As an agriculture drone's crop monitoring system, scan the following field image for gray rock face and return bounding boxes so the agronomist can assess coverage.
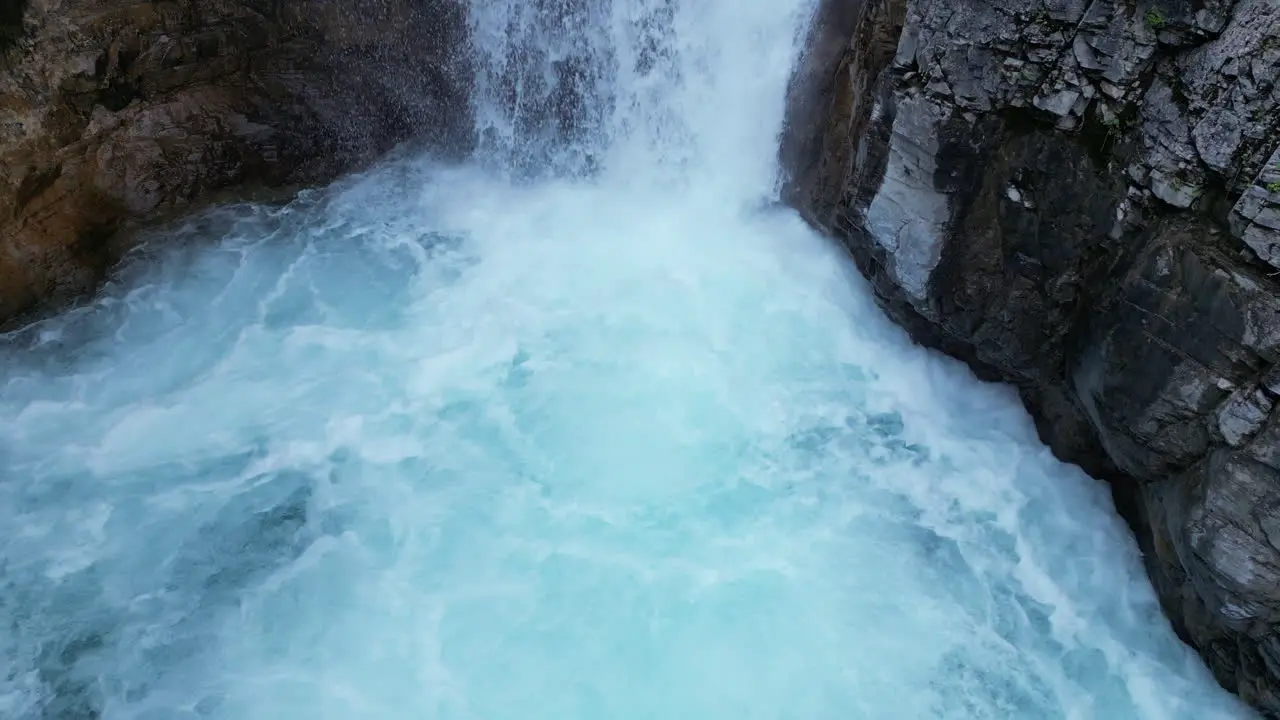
[1233,146,1280,267]
[784,0,1280,714]
[864,91,951,302]
[0,0,472,326]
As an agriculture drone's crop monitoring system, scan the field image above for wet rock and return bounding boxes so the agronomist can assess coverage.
[863,91,951,304]
[1218,388,1273,447]
[783,0,1280,713]
[0,0,473,326]
[1145,450,1280,711]
[1231,146,1280,269]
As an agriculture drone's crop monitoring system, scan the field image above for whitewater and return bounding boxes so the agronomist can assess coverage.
[0,0,1258,718]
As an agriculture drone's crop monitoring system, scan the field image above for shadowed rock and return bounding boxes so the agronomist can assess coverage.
[783,0,1280,713]
[0,0,473,326]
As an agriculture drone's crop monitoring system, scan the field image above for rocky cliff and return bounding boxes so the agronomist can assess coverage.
[783,0,1280,713]
[0,0,471,325]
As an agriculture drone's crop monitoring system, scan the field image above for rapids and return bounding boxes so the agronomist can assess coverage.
[0,0,1257,718]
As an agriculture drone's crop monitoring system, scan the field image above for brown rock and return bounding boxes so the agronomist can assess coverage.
[0,0,472,325]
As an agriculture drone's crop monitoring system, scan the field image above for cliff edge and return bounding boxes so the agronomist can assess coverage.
[784,0,1280,713]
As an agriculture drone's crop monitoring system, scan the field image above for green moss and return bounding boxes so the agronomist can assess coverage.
[1101,115,1128,132]
[1144,8,1166,28]
[1267,181,1280,194]
[0,0,28,54]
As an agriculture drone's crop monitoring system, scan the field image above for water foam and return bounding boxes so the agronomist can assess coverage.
[0,0,1258,717]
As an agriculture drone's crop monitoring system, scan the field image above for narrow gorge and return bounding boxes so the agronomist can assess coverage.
[0,0,1277,718]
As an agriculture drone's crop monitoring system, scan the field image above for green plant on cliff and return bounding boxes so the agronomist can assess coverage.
[1144,8,1166,28]
[1101,116,1125,150]
[1267,180,1280,194]
[0,0,28,54]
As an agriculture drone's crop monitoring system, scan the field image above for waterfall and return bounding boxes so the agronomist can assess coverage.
[464,0,809,193]
[0,1,1257,718]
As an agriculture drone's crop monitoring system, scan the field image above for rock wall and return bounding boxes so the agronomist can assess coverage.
[0,0,27,54]
[0,0,472,326]
[783,0,1280,714]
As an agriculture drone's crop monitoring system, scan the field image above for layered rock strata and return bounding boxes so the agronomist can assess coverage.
[784,0,1280,713]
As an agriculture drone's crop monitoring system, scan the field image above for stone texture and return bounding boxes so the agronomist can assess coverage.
[1232,146,1280,267]
[784,0,1280,714]
[0,0,472,325]
[1144,450,1280,711]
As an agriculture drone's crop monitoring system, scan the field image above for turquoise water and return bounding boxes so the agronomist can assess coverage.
[0,0,1255,717]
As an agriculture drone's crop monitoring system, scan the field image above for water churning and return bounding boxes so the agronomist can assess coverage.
[0,0,1255,717]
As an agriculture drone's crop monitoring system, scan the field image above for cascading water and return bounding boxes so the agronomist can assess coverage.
[0,0,1259,718]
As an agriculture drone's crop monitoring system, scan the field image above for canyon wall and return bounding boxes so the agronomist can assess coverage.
[0,0,472,325]
[783,0,1280,713]
[6,0,1280,712]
